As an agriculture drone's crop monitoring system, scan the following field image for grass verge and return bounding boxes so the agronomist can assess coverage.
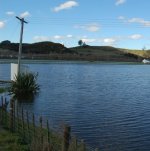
[0,128,29,151]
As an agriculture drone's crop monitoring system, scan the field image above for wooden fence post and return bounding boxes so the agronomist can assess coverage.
[13,100,16,132]
[26,111,30,143]
[9,99,14,132]
[32,113,35,139]
[0,97,2,122]
[1,96,4,124]
[47,120,50,144]
[0,97,2,123]
[39,116,43,146]
[47,120,51,151]
[21,107,25,140]
[4,98,7,127]
[32,113,36,150]
[62,125,71,151]
[16,102,19,133]
[1,96,3,107]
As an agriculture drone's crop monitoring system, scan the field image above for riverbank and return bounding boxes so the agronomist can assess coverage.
[0,58,143,65]
[0,97,97,151]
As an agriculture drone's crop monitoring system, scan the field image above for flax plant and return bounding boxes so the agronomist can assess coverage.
[9,73,39,100]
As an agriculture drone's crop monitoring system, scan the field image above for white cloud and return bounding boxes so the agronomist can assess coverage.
[128,18,150,27]
[0,21,5,29]
[102,38,118,46]
[66,34,73,38]
[115,0,126,6]
[118,16,125,20]
[86,24,100,32]
[119,16,150,27]
[53,34,73,39]
[20,11,30,18]
[53,1,78,12]
[33,36,49,42]
[6,11,15,16]
[103,38,116,43]
[53,35,64,39]
[129,34,143,40]
[75,23,100,32]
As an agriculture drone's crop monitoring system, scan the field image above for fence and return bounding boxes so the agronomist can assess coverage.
[0,96,98,151]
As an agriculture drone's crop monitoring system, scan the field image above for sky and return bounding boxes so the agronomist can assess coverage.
[0,0,150,49]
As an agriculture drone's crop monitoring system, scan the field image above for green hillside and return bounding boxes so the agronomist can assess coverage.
[0,41,74,54]
[123,49,150,58]
[0,40,144,62]
[71,45,143,62]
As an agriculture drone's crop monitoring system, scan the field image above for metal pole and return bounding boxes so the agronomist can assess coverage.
[16,17,28,76]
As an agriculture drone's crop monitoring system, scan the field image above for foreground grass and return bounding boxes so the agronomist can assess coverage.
[0,128,29,151]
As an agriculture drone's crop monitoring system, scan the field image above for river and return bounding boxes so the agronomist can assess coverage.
[0,60,150,151]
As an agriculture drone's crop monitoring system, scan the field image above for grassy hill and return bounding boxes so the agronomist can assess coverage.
[0,41,74,54]
[123,49,150,58]
[0,41,77,60]
[71,45,143,62]
[0,40,144,62]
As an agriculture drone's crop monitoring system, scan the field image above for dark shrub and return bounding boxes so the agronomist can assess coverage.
[9,73,39,100]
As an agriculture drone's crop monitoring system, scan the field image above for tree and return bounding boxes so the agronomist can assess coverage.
[78,40,83,46]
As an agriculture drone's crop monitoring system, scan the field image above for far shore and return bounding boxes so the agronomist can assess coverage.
[0,58,143,65]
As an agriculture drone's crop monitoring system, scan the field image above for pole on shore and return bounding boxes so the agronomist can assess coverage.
[16,16,28,76]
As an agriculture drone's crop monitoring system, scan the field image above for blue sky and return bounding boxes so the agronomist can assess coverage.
[0,0,150,49]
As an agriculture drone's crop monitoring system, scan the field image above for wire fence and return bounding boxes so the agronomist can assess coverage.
[0,96,98,151]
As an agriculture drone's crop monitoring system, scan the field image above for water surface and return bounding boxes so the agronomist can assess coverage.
[1,61,150,151]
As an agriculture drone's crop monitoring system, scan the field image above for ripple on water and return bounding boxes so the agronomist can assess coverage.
[1,62,150,151]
